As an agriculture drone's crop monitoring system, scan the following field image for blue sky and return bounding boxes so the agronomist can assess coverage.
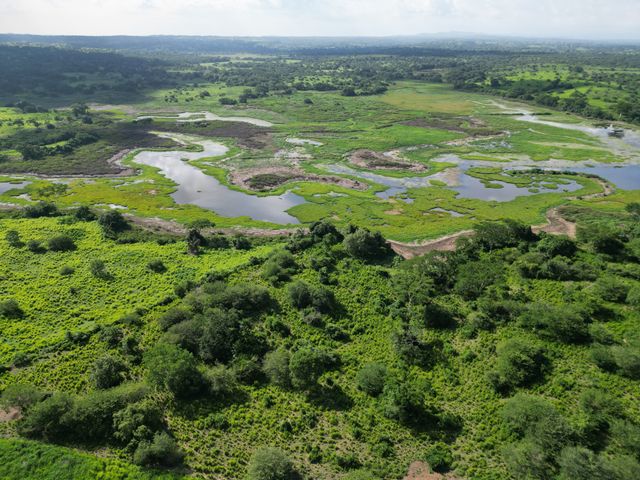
[1,0,639,40]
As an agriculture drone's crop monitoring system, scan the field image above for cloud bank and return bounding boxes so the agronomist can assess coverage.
[0,0,638,40]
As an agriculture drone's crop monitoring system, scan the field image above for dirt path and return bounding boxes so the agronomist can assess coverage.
[389,230,474,259]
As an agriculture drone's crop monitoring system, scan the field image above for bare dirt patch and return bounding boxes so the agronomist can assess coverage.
[0,407,21,422]
[349,149,426,171]
[404,461,463,480]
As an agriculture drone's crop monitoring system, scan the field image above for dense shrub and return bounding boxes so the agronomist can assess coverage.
[146,259,166,273]
[90,354,128,389]
[263,349,291,388]
[289,348,337,390]
[262,250,297,284]
[98,210,130,236]
[113,398,164,449]
[343,227,391,260]
[0,384,45,411]
[89,259,110,279]
[5,230,22,247]
[247,447,296,480]
[424,441,453,473]
[489,339,547,391]
[198,308,242,363]
[47,235,76,252]
[454,258,505,299]
[18,393,74,441]
[0,298,24,319]
[381,377,427,426]
[536,234,577,258]
[23,201,58,218]
[164,319,203,354]
[355,363,387,397]
[143,344,204,398]
[519,303,590,343]
[158,307,191,331]
[133,432,184,467]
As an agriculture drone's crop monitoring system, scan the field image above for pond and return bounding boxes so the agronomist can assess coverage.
[136,111,273,127]
[0,181,31,195]
[321,161,582,202]
[133,137,304,224]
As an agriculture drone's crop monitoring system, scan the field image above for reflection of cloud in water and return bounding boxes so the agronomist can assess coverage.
[133,138,304,224]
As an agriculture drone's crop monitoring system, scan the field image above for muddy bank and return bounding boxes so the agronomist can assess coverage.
[230,166,368,192]
[349,149,426,171]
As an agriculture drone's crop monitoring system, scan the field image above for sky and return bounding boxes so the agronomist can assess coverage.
[1,0,639,40]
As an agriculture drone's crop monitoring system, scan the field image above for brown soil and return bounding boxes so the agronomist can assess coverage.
[404,461,462,480]
[0,407,21,422]
[230,167,368,192]
[349,149,426,171]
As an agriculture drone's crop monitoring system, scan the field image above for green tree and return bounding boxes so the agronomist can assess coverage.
[90,354,128,389]
[247,447,296,480]
[263,349,291,388]
[143,344,204,398]
[289,348,336,390]
[355,363,387,397]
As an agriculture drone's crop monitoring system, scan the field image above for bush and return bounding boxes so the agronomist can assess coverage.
[143,344,204,398]
[98,324,123,347]
[165,319,203,354]
[381,377,427,426]
[199,308,241,363]
[289,348,337,390]
[612,344,640,379]
[262,250,297,284]
[89,259,110,279]
[113,399,163,448]
[0,298,24,319]
[536,234,577,258]
[90,354,128,389]
[47,235,76,252]
[146,259,166,273]
[343,227,391,261]
[263,349,291,388]
[158,307,191,331]
[287,281,312,309]
[0,384,45,411]
[454,259,505,299]
[502,393,573,453]
[74,205,96,221]
[204,364,237,397]
[59,265,75,276]
[627,287,640,307]
[26,239,45,253]
[489,339,547,391]
[247,447,296,480]
[133,432,184,467]
[355,363,387,397]
[519,303,590,343]
[557,446,607,480]
[593,276,629,303]
[5,230,22,247]
[424,441,453,473]
[98,210,130,236]
[24,201,58,218]
[18,393,74,441]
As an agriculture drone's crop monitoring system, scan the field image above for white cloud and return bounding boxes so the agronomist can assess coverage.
[0,0,638,39]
